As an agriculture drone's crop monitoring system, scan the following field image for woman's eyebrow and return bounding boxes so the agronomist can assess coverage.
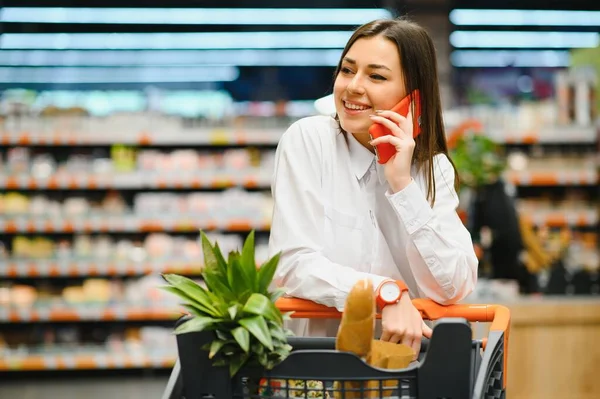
[343,57,391,71]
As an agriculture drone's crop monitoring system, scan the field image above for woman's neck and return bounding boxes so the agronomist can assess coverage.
[351,132,376,154]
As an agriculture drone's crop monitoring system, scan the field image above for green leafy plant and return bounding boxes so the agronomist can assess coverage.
[161,230,293,377]
[450,133,507,189]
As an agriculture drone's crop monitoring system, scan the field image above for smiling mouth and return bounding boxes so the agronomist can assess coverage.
[343,101,371,112]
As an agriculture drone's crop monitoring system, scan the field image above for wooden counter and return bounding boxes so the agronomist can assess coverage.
[473,297,600,399]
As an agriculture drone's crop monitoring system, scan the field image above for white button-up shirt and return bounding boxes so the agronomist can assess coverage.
[268,115,478,336]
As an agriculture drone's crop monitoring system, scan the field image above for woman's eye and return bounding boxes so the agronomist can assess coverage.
[341,67,353,74]
[371,74,386,81]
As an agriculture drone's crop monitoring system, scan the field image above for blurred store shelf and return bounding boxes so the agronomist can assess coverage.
[0,352,175,371]
[0,259,203,278]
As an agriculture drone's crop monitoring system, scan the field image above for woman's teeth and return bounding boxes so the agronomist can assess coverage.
[344,101,370,111]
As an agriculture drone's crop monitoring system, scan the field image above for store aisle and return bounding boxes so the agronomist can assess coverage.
[0,376,170,399]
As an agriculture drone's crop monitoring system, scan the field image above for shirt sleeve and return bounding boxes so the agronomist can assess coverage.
[268,121,388,311]
[385,154,478,304]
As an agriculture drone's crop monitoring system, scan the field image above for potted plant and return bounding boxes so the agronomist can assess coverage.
[449,132,507,190]
[161,231,293,377]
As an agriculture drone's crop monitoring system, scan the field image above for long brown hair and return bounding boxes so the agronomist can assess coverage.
[333,17,459,205]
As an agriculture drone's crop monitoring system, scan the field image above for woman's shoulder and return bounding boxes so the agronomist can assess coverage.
[284,115,338,138]
[279,115,339,151]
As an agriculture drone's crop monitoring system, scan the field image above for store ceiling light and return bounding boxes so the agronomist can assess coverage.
[0,31,353,50]
[450,31,600,48]
[0,7,392,25]
[0,66,240,83]
[0,49,343,67]
[450,50,571,67]
[450,9,600,26]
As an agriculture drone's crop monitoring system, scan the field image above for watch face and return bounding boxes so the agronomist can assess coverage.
[381,281,401,302]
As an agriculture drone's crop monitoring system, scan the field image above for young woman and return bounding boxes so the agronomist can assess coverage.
[268,18,478,358]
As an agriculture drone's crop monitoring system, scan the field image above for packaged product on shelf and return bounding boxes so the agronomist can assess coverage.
[6,147,30,174]
[30,154,56,179]
[3,192,29,214]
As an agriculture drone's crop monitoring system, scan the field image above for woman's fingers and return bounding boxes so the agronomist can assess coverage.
[369,134,403,149]
[375,110,407,126]
[380,330,392,342]
[389,334,403,344]
[422,322,433,339]
[412,338,421,360]
[370,134,415,155]
[369,114,404,137]
[372,107,414,138]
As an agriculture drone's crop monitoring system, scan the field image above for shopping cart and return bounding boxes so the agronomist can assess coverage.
[162,297,510,399]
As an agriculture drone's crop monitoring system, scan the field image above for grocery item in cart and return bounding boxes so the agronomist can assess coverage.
[334,279,413,398]
[258,280,414,398]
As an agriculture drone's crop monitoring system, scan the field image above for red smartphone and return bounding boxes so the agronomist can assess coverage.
[369,90,422,164]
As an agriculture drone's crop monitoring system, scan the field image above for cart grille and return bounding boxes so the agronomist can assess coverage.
[237,376,418,399]
[484,338,505,399]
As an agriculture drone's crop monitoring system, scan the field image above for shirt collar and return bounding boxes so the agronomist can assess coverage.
[347,133,387,185]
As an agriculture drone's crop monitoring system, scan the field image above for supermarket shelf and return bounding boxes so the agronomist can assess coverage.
[0,129,282,146]
[0,217,271,233]
[523,210,598,227]
[0,353,176,371]
[487,125,598,144]
[2,126,596,146]
[0,306,179,323]
[1,259,203,278]
[0,171,270,190]
[506,170,598,186]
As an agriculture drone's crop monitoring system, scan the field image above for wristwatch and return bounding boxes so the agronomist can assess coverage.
[376,279,409,311]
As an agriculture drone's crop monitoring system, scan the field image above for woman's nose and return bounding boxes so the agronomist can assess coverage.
[347,76,365,94]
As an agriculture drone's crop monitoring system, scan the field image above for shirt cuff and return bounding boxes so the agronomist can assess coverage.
[385,179,433,235]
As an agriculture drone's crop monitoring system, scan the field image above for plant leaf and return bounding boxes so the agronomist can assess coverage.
[160,285,198,307]
[215,329,231,341]
[200,231,219,271]
[174,316,218,335]
[229,353,249,377]
[228,304,238,320]
[205,290,231,315]
[228,252,250,300]
[209,340,227,359]
[258,352,269,366]
[161,275,220,316]
[270,327,287,343]
[279,311,294,321]
[181,304,209,318]
[202,267,235,302]
[231,326,250,353]
[239,316,273,351]
[257,252,281,294]
[269,288,287,302]
[240,231,258,291]
[251,342,265,355]
[243,293,282,324]
[212,242,229,273]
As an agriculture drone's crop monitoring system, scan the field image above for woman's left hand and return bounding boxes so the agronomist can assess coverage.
[369,106,416,193]
[380,293,433,361]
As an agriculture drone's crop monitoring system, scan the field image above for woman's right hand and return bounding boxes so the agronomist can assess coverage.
[380,293,433,360]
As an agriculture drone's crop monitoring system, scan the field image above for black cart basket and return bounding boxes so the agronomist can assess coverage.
[162,297,510,399]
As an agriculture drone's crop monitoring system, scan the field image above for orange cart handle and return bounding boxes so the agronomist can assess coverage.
[275,297,510,334]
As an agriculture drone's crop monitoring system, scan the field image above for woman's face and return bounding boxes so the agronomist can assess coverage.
[334,35,406,136]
